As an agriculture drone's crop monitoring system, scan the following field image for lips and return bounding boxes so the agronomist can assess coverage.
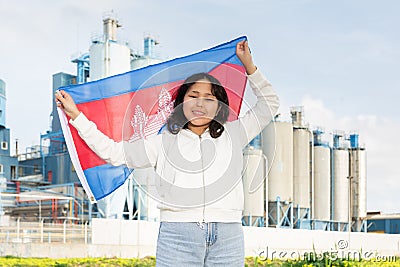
[192,110,206,116]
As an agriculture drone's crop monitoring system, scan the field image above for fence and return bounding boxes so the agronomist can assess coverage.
[0,218,90,244]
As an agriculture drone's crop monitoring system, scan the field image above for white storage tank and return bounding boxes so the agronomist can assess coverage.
[262,121,293,203]
[242,147,267,225]
[350,148,367,220]
[131,57,162,70]
[313,144,331,221]
[332,148,349,222]
[293,128,311,210]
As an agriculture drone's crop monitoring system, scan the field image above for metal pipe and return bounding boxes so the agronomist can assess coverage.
[348,174,352,232]
[40,219,44,243]
[17,217,20,240]
[63,220,66,243]
[104,40,110,77]
[0,192,73,200]
[137,187,141,221]
[84,222,88,244]
[40,134,45,184]
[306,128,314,220]
[262,153,268,227]
[330,147,334,222]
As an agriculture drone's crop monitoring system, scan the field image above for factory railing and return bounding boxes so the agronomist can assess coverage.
[0,218,91,244]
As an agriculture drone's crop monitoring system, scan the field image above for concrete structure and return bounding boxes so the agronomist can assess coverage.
[1,220,399,259]
[90,220,400,257]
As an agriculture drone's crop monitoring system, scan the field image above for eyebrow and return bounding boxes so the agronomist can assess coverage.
[189,90,215,97]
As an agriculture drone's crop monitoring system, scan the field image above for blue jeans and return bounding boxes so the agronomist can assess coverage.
[156,222,244,267]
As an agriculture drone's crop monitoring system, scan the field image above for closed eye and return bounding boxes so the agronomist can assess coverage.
[187,95,216,102]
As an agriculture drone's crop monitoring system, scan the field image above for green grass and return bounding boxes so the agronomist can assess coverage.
[0,256,156,267]
[0,256,398,267]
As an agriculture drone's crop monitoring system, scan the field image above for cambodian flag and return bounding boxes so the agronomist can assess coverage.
[58,36,248,202]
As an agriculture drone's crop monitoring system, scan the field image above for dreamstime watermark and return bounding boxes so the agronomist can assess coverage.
[256,240,397,262]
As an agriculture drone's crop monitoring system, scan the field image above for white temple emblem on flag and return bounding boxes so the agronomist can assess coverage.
[129,87,174,142]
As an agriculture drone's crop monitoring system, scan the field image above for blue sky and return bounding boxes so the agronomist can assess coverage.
[0,0,399,213]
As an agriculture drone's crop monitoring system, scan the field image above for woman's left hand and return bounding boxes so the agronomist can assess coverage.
[236,40,257,75]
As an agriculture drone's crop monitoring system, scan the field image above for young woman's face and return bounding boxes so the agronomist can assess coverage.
[182,80,219,129]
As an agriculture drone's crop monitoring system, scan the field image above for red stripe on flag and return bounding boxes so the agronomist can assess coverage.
[69,63,246,171]
[208,63,247,120]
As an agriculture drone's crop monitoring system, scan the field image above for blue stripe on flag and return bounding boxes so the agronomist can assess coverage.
[61,36,246,104]
[83,164,133,200]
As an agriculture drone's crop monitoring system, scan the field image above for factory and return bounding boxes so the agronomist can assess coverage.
[1,16,399,257]
[241,108,367,232]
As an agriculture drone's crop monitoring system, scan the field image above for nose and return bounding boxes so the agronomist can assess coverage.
[195,97,204,107]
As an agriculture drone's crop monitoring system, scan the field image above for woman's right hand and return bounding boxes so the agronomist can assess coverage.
[55,90,81,120]
[236,40,257,75]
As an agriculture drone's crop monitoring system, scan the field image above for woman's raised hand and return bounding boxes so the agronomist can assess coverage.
[236,40,257,75]
[55,90,81,120]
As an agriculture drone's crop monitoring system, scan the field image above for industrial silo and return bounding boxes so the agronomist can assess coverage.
[89,17,131,81]
[262,121,293,227]
[313,130,331,221]
[87,16,133,218]
[291,107,311,221]
[331,134,349,225]
[242,134,267,227]
[131,37,162,70]
[349,134,367,231]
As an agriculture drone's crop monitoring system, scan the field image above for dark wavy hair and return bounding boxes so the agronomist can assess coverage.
[166,73,229,138]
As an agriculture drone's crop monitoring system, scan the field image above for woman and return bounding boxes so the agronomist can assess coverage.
[56,40,279,266]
